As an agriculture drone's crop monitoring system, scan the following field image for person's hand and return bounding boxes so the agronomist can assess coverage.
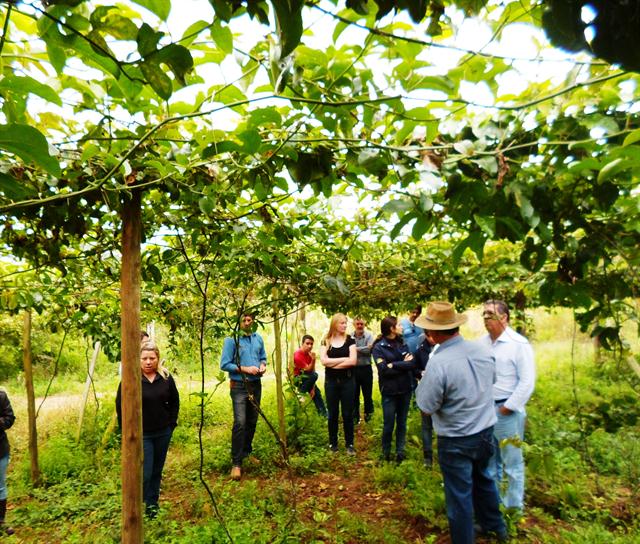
[259,363,267,375]
[243,366,260,376]
[499,405,513,416]
[404,353,413,361]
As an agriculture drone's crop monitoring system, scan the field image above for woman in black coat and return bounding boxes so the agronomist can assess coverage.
[116,341,179,517]
[372,316,416,463]
[0,390,16,535]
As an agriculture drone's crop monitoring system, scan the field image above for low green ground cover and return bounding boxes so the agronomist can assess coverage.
[2,310,639,543]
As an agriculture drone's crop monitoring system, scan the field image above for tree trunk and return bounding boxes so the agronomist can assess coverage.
[121,190,143,544]
[272,307,287,448]
[22,310,40,486]
[76,341,101,442]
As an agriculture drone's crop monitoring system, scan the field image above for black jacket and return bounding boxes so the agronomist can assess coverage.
[372,337,416,396]
[413,337,433,379]
[0,391,16,459]
[116,374,179,433]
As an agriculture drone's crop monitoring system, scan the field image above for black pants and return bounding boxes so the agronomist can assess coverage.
[353,365,374,421]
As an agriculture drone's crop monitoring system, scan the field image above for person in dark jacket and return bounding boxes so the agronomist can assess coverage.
[0,390,15,535]
[413,333,434,467]
[116,341,179,517]
[372,316,416,463]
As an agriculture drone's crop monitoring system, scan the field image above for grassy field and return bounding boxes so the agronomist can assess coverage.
[1,307,639,543]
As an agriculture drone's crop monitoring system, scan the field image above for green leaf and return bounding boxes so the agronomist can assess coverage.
[0,172,35,200]
[473,214,495,237]
[137,23,162,58]
[382,199,413,215]
[597,157,634,183]
[0,124,61,176]
[0,75,62,106]
[131,0,171,21]
[238,130,262,154]
[622,128,640,147]
[211,19,233,54]
[181,20,211,47]
[154,44,194,85]
[271,0,304,59]
[97,12,139,40]
[199,196,215,215]
[248,107,282,128]
[411,216,431,239]
[208,0,232,21]
[202,140,243,158]
[140,60,172,99]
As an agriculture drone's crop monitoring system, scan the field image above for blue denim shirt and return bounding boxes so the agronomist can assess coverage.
[416,335,497,437]
[220,333,267,382]
[400,317,424,354]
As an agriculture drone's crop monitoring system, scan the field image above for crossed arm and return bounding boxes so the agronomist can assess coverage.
[320,343,357,369]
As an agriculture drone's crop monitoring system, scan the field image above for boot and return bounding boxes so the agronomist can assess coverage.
[0,499,14,535]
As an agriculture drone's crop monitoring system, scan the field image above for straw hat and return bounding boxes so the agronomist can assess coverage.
[415,301,468,331]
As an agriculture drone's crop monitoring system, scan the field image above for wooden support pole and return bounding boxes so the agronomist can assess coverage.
[121,190,143,544]
[22,310,40,486]
[76,341,101,442]
[272,306,287,448]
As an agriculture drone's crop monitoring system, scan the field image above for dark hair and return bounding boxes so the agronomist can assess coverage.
[484,299,510,320]
[242,312,255,319]
[140,330,149,341]
[301,334,314,344]
[380,316,398,338]
[412,305,422,313]
[439,327,459,336]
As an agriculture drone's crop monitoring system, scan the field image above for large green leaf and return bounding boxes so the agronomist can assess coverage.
[154,44,194,85]
[131,0,171,21]
[0,172,36,201]
[0,124,61,177]
[140,60,172,99]
[0,75,62,106]
[137,23,162,58]
[271,0,304,59]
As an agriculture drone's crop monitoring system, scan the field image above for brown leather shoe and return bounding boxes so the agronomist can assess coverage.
[230,466,242,481]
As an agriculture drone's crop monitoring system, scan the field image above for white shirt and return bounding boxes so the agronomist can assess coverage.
[480,326,535,413]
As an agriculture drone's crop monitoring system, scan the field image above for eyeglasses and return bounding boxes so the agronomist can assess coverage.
[482,312,499,320]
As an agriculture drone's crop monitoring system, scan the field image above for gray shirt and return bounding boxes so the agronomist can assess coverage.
[416,335,497,437]
[352,330,374,366]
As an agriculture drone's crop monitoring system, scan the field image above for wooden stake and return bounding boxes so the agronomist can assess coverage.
[121,190,143,544]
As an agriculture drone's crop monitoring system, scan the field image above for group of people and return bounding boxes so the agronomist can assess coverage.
[221,301,535,544]
[111,298,534,544]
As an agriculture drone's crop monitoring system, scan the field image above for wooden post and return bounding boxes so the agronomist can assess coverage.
[121,190,143,544]
[76,341,101,442]
[272,307,287,447]
[22,310,40,486]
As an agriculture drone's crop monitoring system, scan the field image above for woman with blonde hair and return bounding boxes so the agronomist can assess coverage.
[116,341,179,517]
[320,313,357,454]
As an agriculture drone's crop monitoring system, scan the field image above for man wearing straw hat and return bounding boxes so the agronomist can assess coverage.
[415,301,507,544]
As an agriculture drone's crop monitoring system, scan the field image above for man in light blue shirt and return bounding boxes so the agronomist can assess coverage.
[400,305,424,354]
[416,301,506,544]
[481,299,535,513]
[220,313,267,481]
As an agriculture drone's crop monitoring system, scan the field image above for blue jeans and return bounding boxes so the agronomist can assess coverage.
[353,365,374,421]
[325,372,355,448]
[230,380,262,466]
[143,427,173,510]
[437,427,506,544]
[489,403,526,509]
[381,393,411,457]
[296,372,327,417]
[421,412,434,462]
[0,455,9,500]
